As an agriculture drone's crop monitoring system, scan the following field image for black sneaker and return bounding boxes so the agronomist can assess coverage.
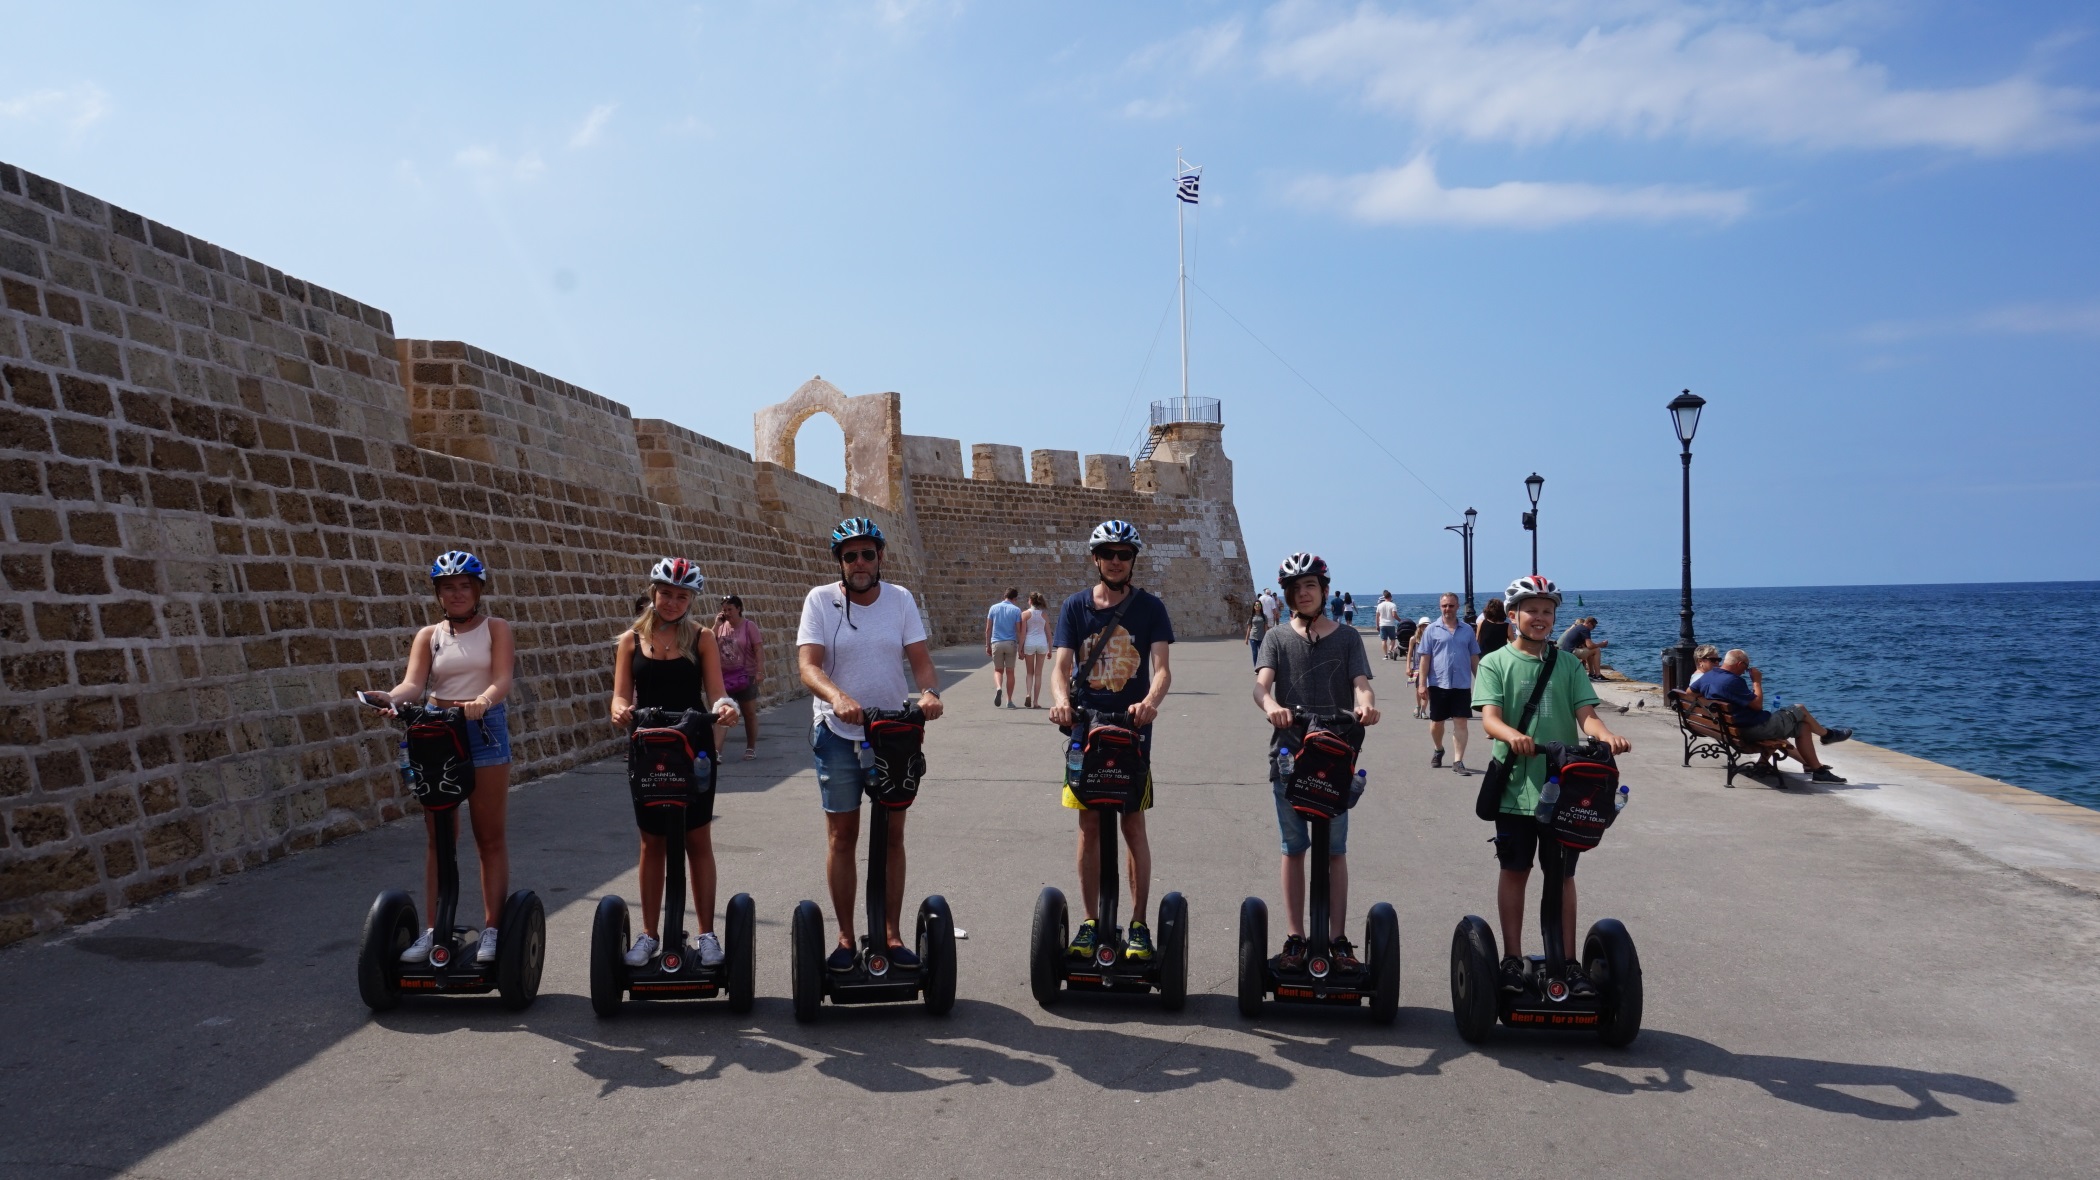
[1810,766,1848,784]
[826,945,857,972]
[1822,727,1853,745]
[1330,936,1361,972]
[1431,748,1445,769]
[887,943,920,969]
[1278,934,1308,972]
[1498,956,1528,995]
[1564,960,1597,999]
[993,688,1003,707]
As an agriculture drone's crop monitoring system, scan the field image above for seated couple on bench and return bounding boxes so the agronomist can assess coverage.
[1688,646,1853,785]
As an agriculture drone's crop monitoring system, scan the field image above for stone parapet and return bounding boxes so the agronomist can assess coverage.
[970,443,1025,483]
[1084,454,1132,491]
[1030,449,1081,487]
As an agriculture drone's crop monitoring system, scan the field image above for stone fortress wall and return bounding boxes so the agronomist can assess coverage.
[0,160,1251,945]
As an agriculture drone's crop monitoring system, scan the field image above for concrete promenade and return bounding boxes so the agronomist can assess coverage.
[3,638,2097,1178]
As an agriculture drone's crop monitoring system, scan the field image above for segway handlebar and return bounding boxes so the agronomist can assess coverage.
[628,706,710,733]
[356,693,463,728]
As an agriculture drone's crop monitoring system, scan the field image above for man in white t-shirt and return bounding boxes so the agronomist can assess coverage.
[797,517,946,974]
[1258,588,1281,628]
[1373,590,1402,661]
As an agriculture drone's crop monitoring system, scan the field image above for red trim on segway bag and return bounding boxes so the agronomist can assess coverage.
[403,708,474,811]
[627,708,716,835]
[1073,714,1148,812]
[863,705,927,809]
[1283,724,1361,820]
[1543,742,1620,851]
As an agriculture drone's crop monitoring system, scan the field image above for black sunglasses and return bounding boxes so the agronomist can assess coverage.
[1094,547,1138,562]
[839,548,880,564]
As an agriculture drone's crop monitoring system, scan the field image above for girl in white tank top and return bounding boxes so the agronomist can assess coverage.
[364,551,517,967]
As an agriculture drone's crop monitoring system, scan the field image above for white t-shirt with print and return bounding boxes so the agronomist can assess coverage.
[796,581,927,741]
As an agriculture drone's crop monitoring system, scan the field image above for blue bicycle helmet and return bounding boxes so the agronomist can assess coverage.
[1088,519,1143,553]
[429,550,487,583]
[830,517,885,555]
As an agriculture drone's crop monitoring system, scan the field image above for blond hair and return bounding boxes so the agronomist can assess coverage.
[630,589,703,662]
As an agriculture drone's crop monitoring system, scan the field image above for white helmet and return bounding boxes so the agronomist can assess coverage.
[1088,519,1143,552]
[649,557,706,592]
[1505,574,1562,608]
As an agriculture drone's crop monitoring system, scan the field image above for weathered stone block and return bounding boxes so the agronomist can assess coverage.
[1084,454,1132,491]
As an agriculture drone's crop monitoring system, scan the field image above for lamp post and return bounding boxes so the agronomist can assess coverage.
[1444,507,1477,620]
[1667,390,1706,693]
[1522,472,1544,575]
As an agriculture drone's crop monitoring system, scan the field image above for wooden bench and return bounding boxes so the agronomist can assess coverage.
[1669,689,1796,788]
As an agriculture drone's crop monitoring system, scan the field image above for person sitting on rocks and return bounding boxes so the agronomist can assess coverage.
[1557,615,1609,679]
[1700,649,1854,785]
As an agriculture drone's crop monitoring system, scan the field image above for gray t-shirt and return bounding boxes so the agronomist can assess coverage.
[1257,622,1372,750]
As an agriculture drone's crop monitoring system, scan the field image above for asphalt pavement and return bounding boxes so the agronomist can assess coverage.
[3,637,2097,1179]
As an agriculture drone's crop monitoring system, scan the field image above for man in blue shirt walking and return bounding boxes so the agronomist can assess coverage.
[985,588,1023,709]
[1416,591,1482,774]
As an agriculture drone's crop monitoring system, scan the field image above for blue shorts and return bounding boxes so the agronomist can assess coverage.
[811,721,870,813]
[465,703,511,768]
[1273,779,1349,857]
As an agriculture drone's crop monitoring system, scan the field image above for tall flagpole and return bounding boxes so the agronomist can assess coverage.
[1176,149,1190,420]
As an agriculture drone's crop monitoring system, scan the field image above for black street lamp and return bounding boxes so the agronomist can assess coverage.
[1444,507,1478,620]
[1666,390,1706,694]
[1521,472,1545,575]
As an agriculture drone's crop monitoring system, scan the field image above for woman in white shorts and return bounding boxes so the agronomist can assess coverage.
[1019,591,1053,708]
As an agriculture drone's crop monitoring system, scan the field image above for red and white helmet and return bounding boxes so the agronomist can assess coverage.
[1505,574,1562,608]
[649,557,706,592]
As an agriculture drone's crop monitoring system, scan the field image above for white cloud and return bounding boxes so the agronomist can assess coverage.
[877,0,964,27]
[568,102,617,149]
[1261,1,2096,154]
[1290,153,1750,227]
[0,83,111,131]
[1857,300,2100,344]
[1128,18,1245,75]
[1121,96,1190,120]
[454,145,545,183]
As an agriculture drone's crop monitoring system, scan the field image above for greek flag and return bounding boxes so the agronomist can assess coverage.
[1177,168,1200,204]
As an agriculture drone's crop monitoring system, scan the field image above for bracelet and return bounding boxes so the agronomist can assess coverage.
[920,689,940,700]
[713,697,737,713]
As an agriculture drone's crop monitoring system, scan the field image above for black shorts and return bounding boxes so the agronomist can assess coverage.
[1427,686,1473,722]
[1494,817,1579,875]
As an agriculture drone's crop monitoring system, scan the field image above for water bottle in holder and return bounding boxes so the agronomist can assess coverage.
[1614,784,1630,813]
[1275,745,1296,779]
[1065,740,1084,781]
[1349,768,1368,808]
[1534,775,1561,823]
[396,740,414,791]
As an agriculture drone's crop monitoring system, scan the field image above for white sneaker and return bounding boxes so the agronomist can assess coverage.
[400,927,435,963]
[624,933,659,967]
[475,926,499,964]
[696,931,725,967]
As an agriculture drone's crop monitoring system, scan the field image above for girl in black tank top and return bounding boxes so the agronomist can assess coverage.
[608,564,739,969]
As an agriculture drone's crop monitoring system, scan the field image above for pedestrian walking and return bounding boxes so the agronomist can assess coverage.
[986,587,1023,708]
[1246,599,1269,664]
[1416,592,1482,774]
[713,594,765,759]
[1020,591,1053,708]
[1475,598,1510,658]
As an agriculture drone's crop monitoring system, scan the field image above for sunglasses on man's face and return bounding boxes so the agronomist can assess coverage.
[840,548,880,565]
[1094,548,1138,563]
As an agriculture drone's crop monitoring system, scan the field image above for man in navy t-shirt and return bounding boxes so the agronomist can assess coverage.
[1699,649,1854,785]
[1049,520,1174,963]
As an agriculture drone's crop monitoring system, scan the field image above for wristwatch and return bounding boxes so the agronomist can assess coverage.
[920,689,941,700]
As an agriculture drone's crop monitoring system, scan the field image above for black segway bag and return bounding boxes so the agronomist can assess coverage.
[863,705,927,810]
[1283,717,1365,821]
[628,708,716,835]
[403,706,475,811]
[1542,741,1620,851]
[1073,712,1149,813]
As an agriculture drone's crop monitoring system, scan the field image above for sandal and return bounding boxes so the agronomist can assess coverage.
[742,747,757,761]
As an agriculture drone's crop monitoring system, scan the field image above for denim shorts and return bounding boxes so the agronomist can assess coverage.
[1273,779,1349,857]
[811,721,870,813]
[465,703,511,768]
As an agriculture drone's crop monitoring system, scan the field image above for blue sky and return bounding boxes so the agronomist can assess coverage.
[4,1,2096,594]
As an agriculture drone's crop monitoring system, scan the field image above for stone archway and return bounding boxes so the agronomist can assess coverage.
[753,377,905,510]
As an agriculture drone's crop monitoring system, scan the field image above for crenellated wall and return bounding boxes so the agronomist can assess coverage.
[0,160,1248,945]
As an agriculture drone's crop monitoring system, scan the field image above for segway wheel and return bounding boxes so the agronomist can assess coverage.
[725,892,757,1014]
[790,900,825,1023]
[357,890,418,1013]
[1584,919,1644,1047]
[1029,887,1069,1009]
[589,895,630,1018]
[1156,891,1189,1011]
[917,895,958,1016]
[1450,915,1499,1044]
[1236,896,1268,1020]
[496,890,546,1012]
[1365,902,1401,1025]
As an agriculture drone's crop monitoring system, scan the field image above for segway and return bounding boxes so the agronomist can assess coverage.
[790,705,957,1020]
[1029,708,1189,1010]
[1451,740,1641,1045]
[590,708,756,1016]
[1237,708,1398,1022]
[355,696,546,1012]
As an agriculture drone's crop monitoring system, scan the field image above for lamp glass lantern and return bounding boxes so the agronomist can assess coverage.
[1524,472,1544,508]
[1668,390,1706,446]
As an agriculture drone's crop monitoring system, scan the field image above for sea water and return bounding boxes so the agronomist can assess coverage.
[1348,582,2099,810]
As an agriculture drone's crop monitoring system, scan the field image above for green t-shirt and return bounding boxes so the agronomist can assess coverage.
[1471,644,1600,816]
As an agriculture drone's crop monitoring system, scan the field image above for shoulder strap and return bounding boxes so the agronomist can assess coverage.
[1511,646,1558,739]
[1069,588,1142,696]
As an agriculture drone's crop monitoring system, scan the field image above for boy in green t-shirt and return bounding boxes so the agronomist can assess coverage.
[1472,575,1632,1000]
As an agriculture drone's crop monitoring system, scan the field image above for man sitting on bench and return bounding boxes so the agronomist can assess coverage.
[1700,649,1854,785]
